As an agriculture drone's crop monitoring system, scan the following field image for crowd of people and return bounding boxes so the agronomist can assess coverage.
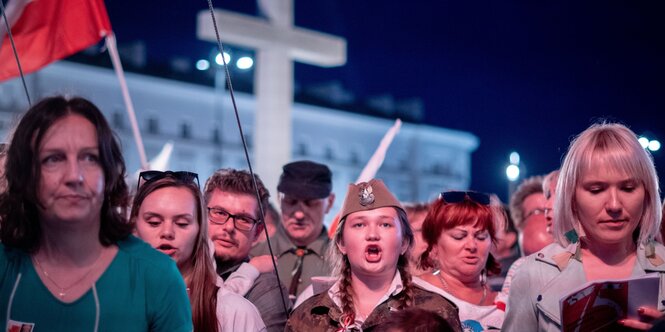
[1,94,664,331]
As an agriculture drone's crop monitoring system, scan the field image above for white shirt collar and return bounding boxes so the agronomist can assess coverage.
[328,270,404,324]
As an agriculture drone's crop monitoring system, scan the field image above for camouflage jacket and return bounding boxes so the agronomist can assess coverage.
[285,285,462,332]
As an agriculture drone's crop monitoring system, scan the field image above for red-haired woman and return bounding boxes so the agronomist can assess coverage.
[415,191,506,330]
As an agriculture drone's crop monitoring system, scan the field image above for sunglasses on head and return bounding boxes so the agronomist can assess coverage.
[138,170,200,188]
[439,191,491,206]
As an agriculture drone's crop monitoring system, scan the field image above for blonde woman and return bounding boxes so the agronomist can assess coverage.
[503,123,665,331]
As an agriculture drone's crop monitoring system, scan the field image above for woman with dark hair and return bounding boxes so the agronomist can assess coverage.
[503,123,665,331]
[0,142,7,193]
[286,179,461,332]
[0,96,192,331]
[132,171,265,331]
[415,191,506,330]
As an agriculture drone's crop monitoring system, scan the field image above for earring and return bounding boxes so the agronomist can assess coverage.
[479,269,487,286]
[431,256,441,271]
[565,229,579,244]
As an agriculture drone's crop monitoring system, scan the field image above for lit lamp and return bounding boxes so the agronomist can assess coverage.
[506,151,521,199]
[639,135,661,152]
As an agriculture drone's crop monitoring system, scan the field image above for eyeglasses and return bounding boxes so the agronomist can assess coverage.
[439,191,491,206]
[207,207,258,231]
[525,208,548,219]
[138,170,200,188]
[525,207,554,220]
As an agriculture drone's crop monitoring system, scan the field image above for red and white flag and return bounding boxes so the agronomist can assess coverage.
[0,0,112,81]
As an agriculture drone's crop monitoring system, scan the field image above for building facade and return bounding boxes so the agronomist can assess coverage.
[0,61,478,223]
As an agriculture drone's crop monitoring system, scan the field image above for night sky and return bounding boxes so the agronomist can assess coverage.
[105,1,665,202]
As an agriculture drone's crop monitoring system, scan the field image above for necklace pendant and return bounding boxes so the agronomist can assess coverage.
[58,292,65,298]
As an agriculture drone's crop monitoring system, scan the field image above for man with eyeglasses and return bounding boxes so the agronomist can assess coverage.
[204,168,291,332]
[542,169,560,233]
[251,160,335,301]
[509,175,554,256]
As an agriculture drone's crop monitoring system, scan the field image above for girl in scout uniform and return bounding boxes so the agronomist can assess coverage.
[286,179,462,332]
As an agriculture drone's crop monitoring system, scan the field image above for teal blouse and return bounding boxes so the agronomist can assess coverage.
[0,235,193,332]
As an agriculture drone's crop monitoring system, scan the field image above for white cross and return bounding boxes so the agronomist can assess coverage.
[197,0,346,194]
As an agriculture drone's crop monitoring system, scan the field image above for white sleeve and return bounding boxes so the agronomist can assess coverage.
[498,257,527,311]
[293,285,314,309]
[223,262,260,296]
[294,276,337,308]
[502,258,539,331]
[217,288,267,332]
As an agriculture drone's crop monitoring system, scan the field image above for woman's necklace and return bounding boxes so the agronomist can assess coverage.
[434,270,487,305]
[33,253,102,298]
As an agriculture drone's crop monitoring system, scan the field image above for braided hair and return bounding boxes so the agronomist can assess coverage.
[397,255,414,308]
[338,256,357,322]
[328,207,415,322]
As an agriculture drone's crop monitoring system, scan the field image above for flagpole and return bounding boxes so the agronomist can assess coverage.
[105,33,149,170]
[355,118,402,183]
[0,0,32,106]
[327,118,403,238]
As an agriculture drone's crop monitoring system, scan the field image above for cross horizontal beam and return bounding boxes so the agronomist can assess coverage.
[197,9,346,67]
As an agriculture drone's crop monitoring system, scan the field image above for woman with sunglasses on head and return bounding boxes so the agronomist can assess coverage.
[503,122,665,331]
[414,191,506,331]
[132,171,266,332]
[0,96,192,331]
[138,171,274,300]
[286,179,462,332]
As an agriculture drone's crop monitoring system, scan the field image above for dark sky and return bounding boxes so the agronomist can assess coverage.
[105,1,665,202]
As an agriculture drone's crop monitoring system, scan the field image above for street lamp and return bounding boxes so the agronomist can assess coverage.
[506,151,521,200]
[215,52,231,66]
[506,164,520,182]
[236,56,254,70]
[195,59,210,71]
[639,135,661,152]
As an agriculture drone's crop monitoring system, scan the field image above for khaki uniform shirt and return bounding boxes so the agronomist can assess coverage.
[285,273,462,332]
[251,226,331,297]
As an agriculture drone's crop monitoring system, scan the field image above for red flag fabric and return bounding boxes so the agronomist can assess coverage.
[0,0,111,81]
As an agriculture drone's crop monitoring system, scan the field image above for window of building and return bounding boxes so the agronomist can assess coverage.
[399,159,410,171]
[297,142,308,156]
[147,117,159,134]
[180,122,191,139]
[112,112,124,130]
[243,134,253,147]
[324,146,334,161]
[212,128,221,144]
[350,151,360,165]
[211,153,222,166]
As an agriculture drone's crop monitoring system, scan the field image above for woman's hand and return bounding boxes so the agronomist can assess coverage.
[618,307,663,330]
[249,255,277,273]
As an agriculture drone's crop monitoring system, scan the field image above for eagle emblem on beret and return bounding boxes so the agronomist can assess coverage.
[358,183,375,206]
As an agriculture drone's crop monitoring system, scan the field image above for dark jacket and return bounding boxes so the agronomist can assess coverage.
[285,285,462,332]
[219,260,291,332]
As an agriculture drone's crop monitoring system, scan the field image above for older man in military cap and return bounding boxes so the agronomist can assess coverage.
[252,160,335,300]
